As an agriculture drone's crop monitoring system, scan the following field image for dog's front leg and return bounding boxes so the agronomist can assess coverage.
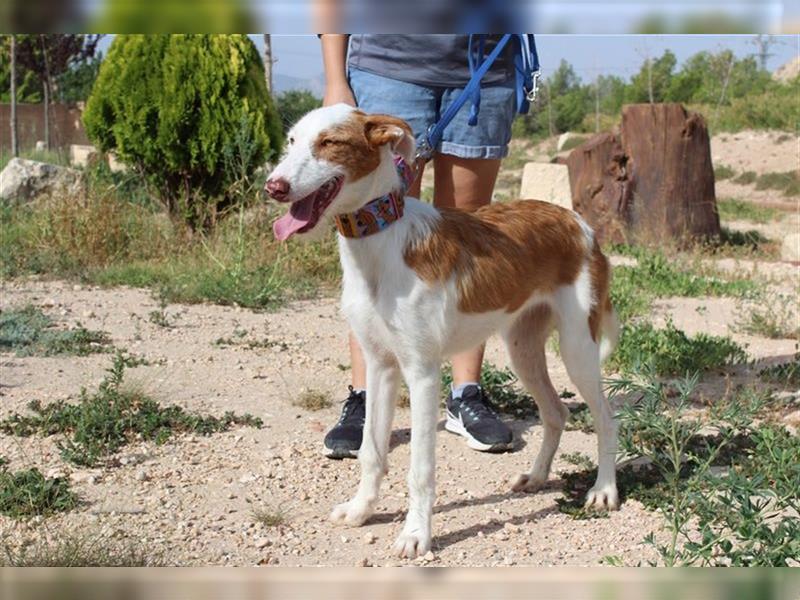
[330,356,399,526]
[393,362,440,559]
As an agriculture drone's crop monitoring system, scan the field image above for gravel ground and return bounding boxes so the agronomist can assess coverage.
[1,258,796,566]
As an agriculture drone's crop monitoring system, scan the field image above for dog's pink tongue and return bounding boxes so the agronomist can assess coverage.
[273,196,314,241]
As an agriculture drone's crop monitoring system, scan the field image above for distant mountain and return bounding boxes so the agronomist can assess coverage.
[273,72,325,97]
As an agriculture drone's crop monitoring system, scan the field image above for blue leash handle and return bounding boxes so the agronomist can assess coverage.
[416,34,540,162]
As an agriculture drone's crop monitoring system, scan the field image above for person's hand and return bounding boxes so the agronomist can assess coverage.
[323,80,356,107]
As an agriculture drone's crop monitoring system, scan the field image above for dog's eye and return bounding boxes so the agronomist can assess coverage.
[288,136,295,145]
[320,139,334,147]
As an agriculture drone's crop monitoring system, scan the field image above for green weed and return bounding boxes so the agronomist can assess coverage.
[734,292,799,340]
[0,531,163,566]
[607,375,799,566]
[716,199,780,224]
[755,171,800,197]
[759,354,800,387]
[733,171,757,186]
[560,451,594,471]
[0,465,78,518]
[0,352,263,467]
[713,165,736,181]
[0,305,111,357]
[609,320,747,376]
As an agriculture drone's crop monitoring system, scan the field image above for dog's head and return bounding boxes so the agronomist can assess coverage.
[266,104,415,241]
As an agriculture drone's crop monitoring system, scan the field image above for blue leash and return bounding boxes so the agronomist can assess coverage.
[415,34,541,163]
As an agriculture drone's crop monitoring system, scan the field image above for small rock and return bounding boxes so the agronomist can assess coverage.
[340,535,349,543]
[423,550,435,562]
[135,469,150,482]
[363,532,376,545]
[255,538,270,549]
[358,557,371,567]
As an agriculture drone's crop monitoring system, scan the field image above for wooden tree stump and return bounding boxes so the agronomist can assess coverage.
[563,132,631,244]
[564,103,720,244]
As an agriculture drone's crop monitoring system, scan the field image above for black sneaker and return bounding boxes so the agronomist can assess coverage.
[445,385,513,452]
[323,386,366,459]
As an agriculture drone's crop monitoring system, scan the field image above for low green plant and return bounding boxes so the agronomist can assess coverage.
[733,171,757,186]
[716,199,780,224]
[609,320,747,376]
[734,292,799,340]
[606,374,799,566]
[713,164,736,181]
[0,465,78,518]
[755,171,800,197]
[560,451,594,471]
[759,354,800,387]
[0,531,163,566]
[565,404,594,433]
[609,247,755,321]
[0,305,111,357]
[0,352,263,467]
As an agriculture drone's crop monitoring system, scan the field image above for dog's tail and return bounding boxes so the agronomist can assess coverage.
[598,299,620,364]
[589,241,620,364]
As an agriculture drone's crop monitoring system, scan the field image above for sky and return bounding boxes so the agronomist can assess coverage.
[269,34,800,87]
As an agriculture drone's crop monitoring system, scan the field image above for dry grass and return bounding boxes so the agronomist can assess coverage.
[292,389,333,412]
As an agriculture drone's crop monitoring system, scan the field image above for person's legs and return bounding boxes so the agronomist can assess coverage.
[432,154,501,387]
[348,162,425,391]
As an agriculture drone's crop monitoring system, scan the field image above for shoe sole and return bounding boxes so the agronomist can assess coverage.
[322,443,359,459]
[444,413,513,453]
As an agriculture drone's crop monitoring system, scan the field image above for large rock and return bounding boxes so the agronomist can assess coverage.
[782,233,800,263]
[107,152,128,173]
[519,162,573,209]
[0,158,83,203]
[70,144,99,168]
[565,103,721,244]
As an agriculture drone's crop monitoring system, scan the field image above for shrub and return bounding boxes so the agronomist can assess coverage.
[0,465,78,518]
[83,34,282,232]
[0,352,263,467]
[0,305,112,357]
[275,90,322,133]
[609,320,748,376]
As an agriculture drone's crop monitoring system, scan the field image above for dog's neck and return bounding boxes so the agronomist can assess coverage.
[334,156,415,239]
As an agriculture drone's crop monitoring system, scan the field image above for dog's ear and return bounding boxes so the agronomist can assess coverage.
[364,115,416,164]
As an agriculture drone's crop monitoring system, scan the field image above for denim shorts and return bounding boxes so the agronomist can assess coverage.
[348,67,516,160]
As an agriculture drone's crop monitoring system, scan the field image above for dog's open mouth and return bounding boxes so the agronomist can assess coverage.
[273,176,344,241]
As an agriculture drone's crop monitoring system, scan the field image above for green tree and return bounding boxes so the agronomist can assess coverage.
[83,34,282,232]
[55,53,103,104]
[548,60,590,132]
[627,50,677,104]
[275,89,322,133]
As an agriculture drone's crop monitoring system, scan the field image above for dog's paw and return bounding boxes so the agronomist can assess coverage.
[511,473,546,493]
[329,499,373,526]
[392,530,431,559]
[584,484,620,510]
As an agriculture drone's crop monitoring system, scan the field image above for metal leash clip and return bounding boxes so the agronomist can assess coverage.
[414,125,437,163]
[525,71,541,103]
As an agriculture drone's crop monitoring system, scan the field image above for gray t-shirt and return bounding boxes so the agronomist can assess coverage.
[347,35,515,88]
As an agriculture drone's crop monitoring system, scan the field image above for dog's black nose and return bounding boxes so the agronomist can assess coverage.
[266,177,291,202]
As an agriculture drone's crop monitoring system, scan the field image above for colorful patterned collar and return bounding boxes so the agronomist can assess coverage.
[334,156,415,239]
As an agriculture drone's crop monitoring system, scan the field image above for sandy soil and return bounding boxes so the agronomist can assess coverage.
[1,260,797,567]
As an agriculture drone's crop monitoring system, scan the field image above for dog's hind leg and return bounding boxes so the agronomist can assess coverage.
[330,353,399,526]
[504,305,570,493]
[555,279,619,510]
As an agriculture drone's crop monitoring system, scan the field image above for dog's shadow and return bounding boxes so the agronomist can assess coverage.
[366,482,563,551]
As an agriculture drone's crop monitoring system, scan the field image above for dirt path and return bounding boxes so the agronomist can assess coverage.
[1,265,797,566]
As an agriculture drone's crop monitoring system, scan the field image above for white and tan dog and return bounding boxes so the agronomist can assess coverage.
[266,104,620,558]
